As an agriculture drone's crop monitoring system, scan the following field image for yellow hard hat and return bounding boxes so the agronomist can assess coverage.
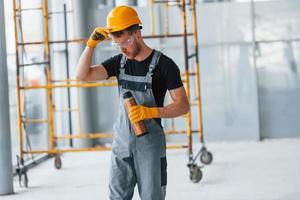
[106,6,142,33]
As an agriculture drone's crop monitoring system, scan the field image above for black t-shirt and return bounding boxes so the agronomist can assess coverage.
[101,50,183,125]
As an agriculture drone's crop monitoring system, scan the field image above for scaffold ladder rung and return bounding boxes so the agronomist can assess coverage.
[18,61,49,67]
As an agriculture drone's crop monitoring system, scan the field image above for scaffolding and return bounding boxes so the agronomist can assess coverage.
[13,0,212,187]
[149,0,213,183]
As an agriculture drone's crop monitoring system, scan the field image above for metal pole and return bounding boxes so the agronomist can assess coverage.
[164,1,170,35]
[12,0,25,162]
[73,0,93,147]
[190,0,204,143]
[180,0,193,159]
[42,0,56,151]
[63,4,73,147]
[0,0,14,195]
[150,0,155,35]
[250,0,261,140]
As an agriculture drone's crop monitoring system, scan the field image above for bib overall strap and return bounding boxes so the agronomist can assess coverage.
[120,54,127,76]
[120,54,127,69]
[148,50,162,74]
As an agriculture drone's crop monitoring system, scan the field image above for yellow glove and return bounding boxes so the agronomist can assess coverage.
[86,27,109,48]
[128,105,160,123]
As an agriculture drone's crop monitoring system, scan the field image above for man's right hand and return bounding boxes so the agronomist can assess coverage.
[86,27,109,48]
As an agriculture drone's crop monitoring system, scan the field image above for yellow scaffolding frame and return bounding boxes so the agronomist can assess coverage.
[150,0,213,182]
[13,0,212,186]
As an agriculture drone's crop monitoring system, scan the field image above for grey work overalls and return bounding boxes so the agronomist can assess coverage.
[109,50,167,200]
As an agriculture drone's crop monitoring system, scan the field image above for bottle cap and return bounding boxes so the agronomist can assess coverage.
[123,91,133,99]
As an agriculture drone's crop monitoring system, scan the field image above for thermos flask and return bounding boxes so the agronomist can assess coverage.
[123,91,148,136]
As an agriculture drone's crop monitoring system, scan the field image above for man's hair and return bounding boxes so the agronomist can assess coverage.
[110,24,142,38]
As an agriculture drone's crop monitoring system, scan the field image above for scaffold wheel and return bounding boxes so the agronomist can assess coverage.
[21,171,28,188]
[16,155,28,187]
[200,150,213,165]
[189,165,202,183]
[54,155,62,169]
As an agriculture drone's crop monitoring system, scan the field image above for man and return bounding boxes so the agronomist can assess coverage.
[77,5,189,200]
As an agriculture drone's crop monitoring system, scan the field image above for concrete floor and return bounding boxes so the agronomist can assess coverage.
[3,138,300,200]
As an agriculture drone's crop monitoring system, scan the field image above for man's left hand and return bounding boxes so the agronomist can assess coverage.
[128,105,160,123]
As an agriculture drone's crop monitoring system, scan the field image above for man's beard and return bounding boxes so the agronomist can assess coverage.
[126,42,141,60]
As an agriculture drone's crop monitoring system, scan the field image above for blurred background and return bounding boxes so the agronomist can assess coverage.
[0,0,299,198]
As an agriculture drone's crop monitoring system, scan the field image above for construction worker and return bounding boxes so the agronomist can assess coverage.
[76,5,189,200]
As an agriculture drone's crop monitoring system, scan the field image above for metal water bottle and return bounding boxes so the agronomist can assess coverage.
[123,91,148,136]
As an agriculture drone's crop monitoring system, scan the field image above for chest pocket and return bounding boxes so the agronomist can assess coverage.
[119,79,151,92]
